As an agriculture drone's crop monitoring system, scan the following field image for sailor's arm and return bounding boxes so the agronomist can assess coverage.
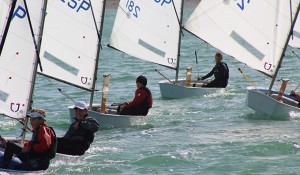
[80,118,100,133]
[201,69,214,80]
[125,90,148,109]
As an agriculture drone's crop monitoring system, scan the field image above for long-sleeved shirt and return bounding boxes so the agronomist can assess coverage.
[126,88,153,109]
[63,115,99,143]
[24,123,55,153]
[202,62,229,82]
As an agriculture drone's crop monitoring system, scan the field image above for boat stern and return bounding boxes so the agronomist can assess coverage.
[158,79,223,99]
[246,86,300,119]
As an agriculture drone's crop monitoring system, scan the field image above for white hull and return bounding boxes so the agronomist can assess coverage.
[158,79,225,99]
[246,86,300,120]
[68,104,148,129]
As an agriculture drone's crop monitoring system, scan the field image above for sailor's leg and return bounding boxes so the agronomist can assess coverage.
[203,80,226,88]
[56,138,88,155]
[1,142,23,169]
[117,105,121,114]
[15,159,50,171]
[120,107,148,116]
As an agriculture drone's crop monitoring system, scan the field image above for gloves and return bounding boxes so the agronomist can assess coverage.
[197,76,202,81]
[290,90,296,96]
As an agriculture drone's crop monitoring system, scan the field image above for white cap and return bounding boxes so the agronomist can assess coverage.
[27,111,46,120]
[69,101,87,110]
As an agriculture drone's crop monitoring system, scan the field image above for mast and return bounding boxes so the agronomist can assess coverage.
[0,0,17,56]
[268,2,300,95]
[21,0,48,145]
[89,0,107,110]
[174,0,184,81]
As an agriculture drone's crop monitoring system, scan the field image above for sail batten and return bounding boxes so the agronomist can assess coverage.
[184,0,300,77]
[109,0,182,69]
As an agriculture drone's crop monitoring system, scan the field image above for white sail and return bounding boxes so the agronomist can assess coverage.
[0,1,43,119]
[184,0,300,77]
[109,0,182,69]
[289,16,300,48]
[38,1,104,90]
[0,0,11,40]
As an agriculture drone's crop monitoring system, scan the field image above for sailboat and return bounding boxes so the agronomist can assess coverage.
[109,0,224,99]
[184,0,300,119]
[35,0,148,128]
[0,0,49,171]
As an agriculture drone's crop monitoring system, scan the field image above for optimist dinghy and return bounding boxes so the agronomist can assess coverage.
[184,0,300,119]
[108,0,225,99]
[32,0,149,128]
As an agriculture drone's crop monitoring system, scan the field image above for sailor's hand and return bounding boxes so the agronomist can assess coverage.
[0,137,7,146]
[197,76,202,81]
[73,122,80,129]
[290,90,296,96]
[22,146,30,153]
[120,105,125,112]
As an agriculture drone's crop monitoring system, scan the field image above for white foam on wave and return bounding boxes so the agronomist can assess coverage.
[289,111,300,119]
[86,146,122,154]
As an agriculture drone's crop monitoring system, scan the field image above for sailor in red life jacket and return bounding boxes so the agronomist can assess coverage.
[290,90,300,108]
[118,75,153,116]
[0,109,57,171]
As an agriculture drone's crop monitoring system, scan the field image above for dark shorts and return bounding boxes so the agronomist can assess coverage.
[117,105,149,116]
[56,138,89,156]
[202,80,228,88]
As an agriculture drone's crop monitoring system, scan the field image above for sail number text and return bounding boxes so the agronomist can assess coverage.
[154,0,172,6]
[61,0,91,13]
[126,0,140,18]
[237,0,250,11]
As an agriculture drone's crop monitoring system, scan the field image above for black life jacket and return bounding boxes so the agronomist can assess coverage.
[223,62,229,79]
[30,126,57,160]
[66,117,95,145]
[214,62,229,82]
[139,87,152,109]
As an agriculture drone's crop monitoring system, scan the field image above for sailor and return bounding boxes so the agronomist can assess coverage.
[56,101,99,156]
[198,52,229,88]
[0,109,57,171]
[117,75,153,116]
[290,90,300,107]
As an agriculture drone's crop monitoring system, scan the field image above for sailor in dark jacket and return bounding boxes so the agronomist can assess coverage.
[198,52,229,88]
[117,75,153,116]
[56,101,99,156]
[0,109,57,171]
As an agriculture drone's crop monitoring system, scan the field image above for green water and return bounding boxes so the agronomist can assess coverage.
[1,8,300,175]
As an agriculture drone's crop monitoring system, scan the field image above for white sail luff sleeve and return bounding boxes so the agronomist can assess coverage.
[0,0,12,42]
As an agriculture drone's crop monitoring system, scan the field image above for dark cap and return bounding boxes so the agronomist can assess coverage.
[136,75,147,87]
